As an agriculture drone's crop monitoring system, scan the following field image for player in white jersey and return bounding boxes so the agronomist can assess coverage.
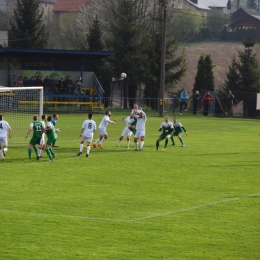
[129,103,142,134]
[116,116,134,149]
[0,115,12,161]
[77,113,96,157]
[93,111,116,149]
[134,110,147,151]
[37,114,47,160]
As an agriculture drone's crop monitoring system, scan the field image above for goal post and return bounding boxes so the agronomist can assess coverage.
[0,86,43,143]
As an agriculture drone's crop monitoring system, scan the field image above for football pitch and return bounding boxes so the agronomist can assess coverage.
[1,112,259,259]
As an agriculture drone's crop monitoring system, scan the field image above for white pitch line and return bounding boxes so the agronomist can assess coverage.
[0,193,259,223]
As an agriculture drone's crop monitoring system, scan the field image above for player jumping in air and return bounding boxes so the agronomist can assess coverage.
[156,115,174,150]
[77,113,96,157]
[129,103,142,134]
[171,116,188,147]
[116,116,134,149]
[93,111,116,149]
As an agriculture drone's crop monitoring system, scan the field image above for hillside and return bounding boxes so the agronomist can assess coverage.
[176,42,260,94]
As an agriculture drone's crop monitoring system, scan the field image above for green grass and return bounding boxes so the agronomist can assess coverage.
[0,113,259,259]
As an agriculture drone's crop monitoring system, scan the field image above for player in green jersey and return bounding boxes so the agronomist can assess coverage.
[156,115,174,150]
[129,103,142,135]
[171,115,188,147]
[45,116,56,161]
[25,115,44,160]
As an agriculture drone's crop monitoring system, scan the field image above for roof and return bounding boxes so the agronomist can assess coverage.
[53,0,90,12]
[242,7,260,16]
[199,0,230,8]
[186,0,211,10]
[0,48,115,59]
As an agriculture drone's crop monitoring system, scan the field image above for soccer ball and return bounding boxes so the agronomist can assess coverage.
[121,72,127,79]
[3,148,7,152]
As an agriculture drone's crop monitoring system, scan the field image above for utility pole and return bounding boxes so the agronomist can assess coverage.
[159,5,167,117]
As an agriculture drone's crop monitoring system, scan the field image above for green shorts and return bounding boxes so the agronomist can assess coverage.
[173,130,183,136]
[46,137,56,146]
[159,133,171,139]
[29,136,41,145]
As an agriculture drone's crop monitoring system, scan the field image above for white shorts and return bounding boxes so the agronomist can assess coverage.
[81,135,93,143]
[0,137,8,147]
[98,127,107,136]
[134,129,145,139]
[121,128,132,137]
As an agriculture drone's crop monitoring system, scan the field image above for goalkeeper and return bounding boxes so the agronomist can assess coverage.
[156,115,174,150]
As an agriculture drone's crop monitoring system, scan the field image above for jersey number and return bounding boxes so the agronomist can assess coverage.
[88,123,92,129]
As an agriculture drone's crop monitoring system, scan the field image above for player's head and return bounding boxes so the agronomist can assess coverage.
[165,115,170,122]
[105,111,111,117]
[53,114,58,120]
[42,114,46,121]
[47,116,52,122]
[88,113,93,119]
[0,115,3,121]
[133,103,138,109]
[33,115,38,121]
[173,115,177,122]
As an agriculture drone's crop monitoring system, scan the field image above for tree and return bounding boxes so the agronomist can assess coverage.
[247,0,258,10]
[8,0,48,48]
[193,54,214,94]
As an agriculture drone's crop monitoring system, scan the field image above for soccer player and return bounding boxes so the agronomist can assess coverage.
[134,110,147,151]
[77,113,96,157]
[171,115,188,147]
[93,111,116,149]
[25,115,44,160]
[45,116,56,161]
[116,116,134,149]
[129,103,142,134]
[37,114,47,160]
[0,115,12,161]
[51,114,59,147]
[156,115,174,151]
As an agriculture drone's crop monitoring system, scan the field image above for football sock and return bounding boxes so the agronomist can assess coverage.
[179,137,184,145]
[37,148,41,156]
[171,136,175,145]
[126,140,130,147]
[117,140,121,146]
[156,141,159,150]
[46,149,53,160]
[28,148,32,159]
[134,142,138,149]
[94,138,100,144]
[87,145,90,154]
[0,150,3,159]
[33,146,38,155]
[49,148,55,156]
[100,138,106,144]
[140,141,144,149]
[80,144,83,152]
[164,139,168,148]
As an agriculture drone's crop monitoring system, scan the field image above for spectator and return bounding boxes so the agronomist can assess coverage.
[75,76,84,95]
[43,76,51,93]
[203,91,213,116]
[28,76,36,87]
[192,90,201,115]
[35,76,43,86]
[50,77,58,94]
[17,76,24,87]
[226,90,234,116]
[179,90,189,115]
[58,78,65,94]
[64,76,74,94]
[12,75,17,87]
[23,77,29,87]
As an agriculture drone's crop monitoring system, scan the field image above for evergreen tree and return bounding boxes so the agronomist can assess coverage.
[8,0,48,48]
[193,54,214,94]
[106,0,147,107]
[247,0,258,10]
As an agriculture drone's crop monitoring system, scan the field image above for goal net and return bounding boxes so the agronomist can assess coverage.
[0,86,43,144]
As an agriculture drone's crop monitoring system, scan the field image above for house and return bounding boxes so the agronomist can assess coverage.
[38,0,57,19]
[229,7,260,30]
[199,0,232,13]
[53,0,90,12]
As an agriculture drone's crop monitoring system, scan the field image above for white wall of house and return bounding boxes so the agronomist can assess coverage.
[0,29,8,46]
